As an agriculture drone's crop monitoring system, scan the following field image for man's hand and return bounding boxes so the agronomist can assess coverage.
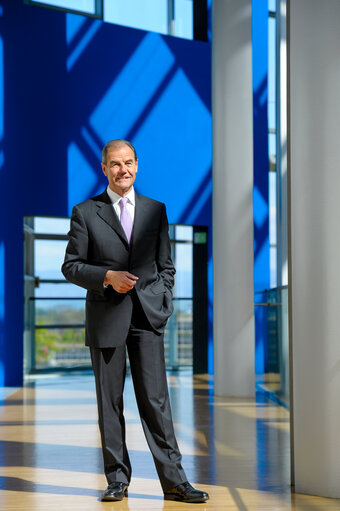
[104,270,139,293]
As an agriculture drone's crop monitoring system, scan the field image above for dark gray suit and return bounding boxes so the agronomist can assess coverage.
[62,189,187,490]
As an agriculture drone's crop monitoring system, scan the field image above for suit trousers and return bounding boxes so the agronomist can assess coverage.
[90,292,187,492]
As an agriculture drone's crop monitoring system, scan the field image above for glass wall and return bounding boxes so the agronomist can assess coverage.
[255,286,289,407]
[254,1,289,408]
[30,0,97,15]
[24,217,87,371]
[24,217,194,372]
[165,225,193,368]
[104,0,168,36]
[28,0,195,40]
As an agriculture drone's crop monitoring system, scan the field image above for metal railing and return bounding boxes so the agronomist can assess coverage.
[30,295,193,371]
[254,286,289,408]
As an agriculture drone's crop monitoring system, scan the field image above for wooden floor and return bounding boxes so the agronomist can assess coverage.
[0,372,340,510]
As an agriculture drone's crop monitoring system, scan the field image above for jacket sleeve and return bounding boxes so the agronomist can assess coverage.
[156,204,176,292]
[61,205,109,296]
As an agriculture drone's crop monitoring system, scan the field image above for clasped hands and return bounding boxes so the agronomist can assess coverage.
[104,270,139,294]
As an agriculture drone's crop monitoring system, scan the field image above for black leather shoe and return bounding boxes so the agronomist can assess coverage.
[101,482,128,501]
[164,481,209,503]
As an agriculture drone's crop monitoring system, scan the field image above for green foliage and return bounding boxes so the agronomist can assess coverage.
[35,304,86,366]
[35,328,62,364]
[35,304,84,325]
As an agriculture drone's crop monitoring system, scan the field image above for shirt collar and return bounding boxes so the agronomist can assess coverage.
[106,186,135,206]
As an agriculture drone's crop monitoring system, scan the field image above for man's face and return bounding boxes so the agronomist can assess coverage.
[101,145,138,196]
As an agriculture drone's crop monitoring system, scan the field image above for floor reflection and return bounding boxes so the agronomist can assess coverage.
[0,371,338,510]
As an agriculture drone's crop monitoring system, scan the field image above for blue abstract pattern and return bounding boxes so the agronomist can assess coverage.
[0,0,212,385]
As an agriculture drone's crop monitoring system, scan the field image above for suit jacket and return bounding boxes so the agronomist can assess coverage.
[61,189,175,348]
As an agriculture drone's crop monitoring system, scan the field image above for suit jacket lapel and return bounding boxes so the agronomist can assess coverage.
[96,190,129,247]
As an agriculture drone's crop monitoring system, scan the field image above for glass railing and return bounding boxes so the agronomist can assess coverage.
[24,217,194,373]
[165,298,193,369]
[254,286,290,408]
[30,295,193,371]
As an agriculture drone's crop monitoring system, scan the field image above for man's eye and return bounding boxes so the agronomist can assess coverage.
[126,162,132,166]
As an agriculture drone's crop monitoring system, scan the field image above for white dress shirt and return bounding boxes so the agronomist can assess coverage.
[106,185,135,223]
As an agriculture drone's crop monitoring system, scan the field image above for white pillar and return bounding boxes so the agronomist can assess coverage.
[212,0,255,397]
[289,0,340,497]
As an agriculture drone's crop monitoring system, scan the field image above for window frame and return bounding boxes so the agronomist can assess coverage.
[25,0,208,41]
[26,0,103,19]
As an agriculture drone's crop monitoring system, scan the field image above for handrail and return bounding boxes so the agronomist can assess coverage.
[30,296,193,301]
[35,324,85,329]
[254,302,282,307]
[254,285,288,294]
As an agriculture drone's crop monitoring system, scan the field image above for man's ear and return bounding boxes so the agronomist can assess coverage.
[136,158,138,173]
[101,162,107,176]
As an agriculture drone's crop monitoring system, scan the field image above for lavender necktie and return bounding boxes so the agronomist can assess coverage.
[119,197,133,242]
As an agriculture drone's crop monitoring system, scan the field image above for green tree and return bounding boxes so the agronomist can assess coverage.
[35,329,62,365]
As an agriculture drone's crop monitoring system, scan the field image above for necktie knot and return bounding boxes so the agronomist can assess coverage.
[119,197,133,242]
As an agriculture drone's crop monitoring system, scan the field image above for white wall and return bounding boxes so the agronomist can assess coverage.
[289,0,340,497]
[212,0,255,397]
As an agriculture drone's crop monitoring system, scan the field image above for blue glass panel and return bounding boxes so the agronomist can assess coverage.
[34,217,70,235]
[67,142,99,213]
[253,186,269,229]
[89,32,175,144]
[34,239,68,280]
[175,244,193,298]
[35,283,86,298]
[66,13,87,45]
[0,35,3,141]
[268,101,276,131]
[268,16,276,103]
[0,242,4,321]
[269,171,277,245]
[133,68,211,224]
[66,20,101,70]
[175,0,193,40]
[30,0,96,14]
[104,0,168,35]
[0,33,3,171]
[255,237,270,291]
[269,132,276,156]
[207,0,212,41]
[81,127,102,162]
[175,226,193,241]
[270,246,277,287]
[268,0,276,12]
[0,242,4,385]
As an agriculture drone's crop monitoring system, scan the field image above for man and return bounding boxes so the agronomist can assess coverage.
[62,139,209,503]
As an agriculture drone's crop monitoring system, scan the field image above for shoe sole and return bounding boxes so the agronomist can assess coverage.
[101,490,128,501]
[164,494,209,503]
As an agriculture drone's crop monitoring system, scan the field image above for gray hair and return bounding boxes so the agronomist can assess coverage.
[102,139,137,165]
